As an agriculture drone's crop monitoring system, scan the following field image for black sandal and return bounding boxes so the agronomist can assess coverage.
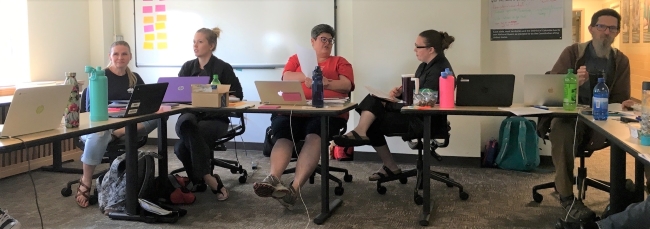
[333,130,372,147]
[368,166,402,181]
[211,174,229,201]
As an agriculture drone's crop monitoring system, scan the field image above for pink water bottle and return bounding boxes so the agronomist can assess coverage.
[439,68,455,108]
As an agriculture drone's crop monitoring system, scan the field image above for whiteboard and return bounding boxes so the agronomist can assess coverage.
[489,0,564,30]
[133,0,335,68]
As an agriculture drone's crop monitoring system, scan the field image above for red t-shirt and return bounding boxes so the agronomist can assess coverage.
[282,54,355,119]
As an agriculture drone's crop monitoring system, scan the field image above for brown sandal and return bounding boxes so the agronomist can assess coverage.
[75,179,91,208]
[211,174,229,201]
[368,166,402,181]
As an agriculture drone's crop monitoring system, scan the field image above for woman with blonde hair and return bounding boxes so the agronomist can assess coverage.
[75,41,158,208]
[173,27,243,201]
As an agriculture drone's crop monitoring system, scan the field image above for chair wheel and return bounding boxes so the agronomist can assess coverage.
[61,187,72,197]
[459,191,469,200]
[414,195,423,205]
[334,187,344,196]
[377,186,387,195]
[238,175,247,184]
[399,177,408,184]
[230,169,238,174]
[533,192,543,203]
[343,174,353,182]
[446,183,453,188]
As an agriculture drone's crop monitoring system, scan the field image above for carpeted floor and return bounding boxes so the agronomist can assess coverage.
[0,146,643,229]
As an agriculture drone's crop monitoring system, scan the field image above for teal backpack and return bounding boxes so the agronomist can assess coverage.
[495,117,540,172]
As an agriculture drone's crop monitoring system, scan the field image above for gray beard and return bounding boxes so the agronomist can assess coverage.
[592,39,612,58]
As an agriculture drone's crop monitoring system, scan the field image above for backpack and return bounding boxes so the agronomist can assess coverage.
[155,174,196,205]
[330,143,353,161]
[480,139,499,168]
[96,151,187,223]
[495,117,540,172]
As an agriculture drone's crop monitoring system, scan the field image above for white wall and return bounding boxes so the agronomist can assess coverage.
[27,0,90,82]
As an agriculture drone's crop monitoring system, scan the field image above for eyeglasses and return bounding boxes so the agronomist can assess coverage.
[594,24,619,33]
[318,37,335,44]
[415,44,431,49]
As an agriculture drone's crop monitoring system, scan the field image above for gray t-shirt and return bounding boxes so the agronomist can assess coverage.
[579,43,609,105]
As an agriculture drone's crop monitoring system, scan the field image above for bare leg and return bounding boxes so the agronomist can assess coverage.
[270,139,294,179]
[76,164,96,207]
[203,173,228,200]
[291,134,321,190]
[374,145,400,173]
[346,111,376,137]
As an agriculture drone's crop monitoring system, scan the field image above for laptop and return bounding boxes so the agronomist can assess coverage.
[0,85,71,137]
[157,76,210,103]
[455,74,515,107]
[255,81,308,105]
[108,83,168,118]
[523,74,566,107]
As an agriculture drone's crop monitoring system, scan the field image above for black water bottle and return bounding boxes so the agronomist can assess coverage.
[312,66,324,108]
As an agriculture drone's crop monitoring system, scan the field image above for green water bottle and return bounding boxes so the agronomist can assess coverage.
[563,68,577,111]
[211,74,220,89]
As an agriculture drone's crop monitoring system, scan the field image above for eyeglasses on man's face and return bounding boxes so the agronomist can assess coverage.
[318,36,335,44]
[594,24,619,33]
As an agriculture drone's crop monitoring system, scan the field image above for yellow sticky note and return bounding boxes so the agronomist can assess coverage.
[157,32,167,40]
[156,14,167,22]
[155,22,166,30]
[158,42,168,50]
[144,34,155,41]
[143,16,154,24]
[143,42,154,50]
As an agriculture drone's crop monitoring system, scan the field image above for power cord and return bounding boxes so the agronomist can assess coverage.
[563,118,580,222]
[287,107,311,229]
[2,136,44,229]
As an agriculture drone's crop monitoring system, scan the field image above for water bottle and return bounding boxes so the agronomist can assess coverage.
[63,72,80,128]
[311,66,324,108]
[86,66,108,121]
[211,74,220,89]
[592,77,609,121]
[439,68,455,108]
[641,81,650,145]
[563,68,577,111]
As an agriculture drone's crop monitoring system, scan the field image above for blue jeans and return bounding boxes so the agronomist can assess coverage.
[79,120,158,165]
[597,195,650,229]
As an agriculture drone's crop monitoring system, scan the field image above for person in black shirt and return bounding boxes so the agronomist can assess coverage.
[334,30,455,181]
[174,27,243,201]
[76,41,158,208]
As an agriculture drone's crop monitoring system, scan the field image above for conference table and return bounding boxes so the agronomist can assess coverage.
[578,113,650,214]
[401,105,578,226]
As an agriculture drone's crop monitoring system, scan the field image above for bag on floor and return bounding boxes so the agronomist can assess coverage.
[155,174,196,205]
[480,138,499,168]
[330,142,353,161]
[495,117,540,172]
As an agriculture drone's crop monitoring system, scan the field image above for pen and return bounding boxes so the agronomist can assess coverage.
[534,105,548,110]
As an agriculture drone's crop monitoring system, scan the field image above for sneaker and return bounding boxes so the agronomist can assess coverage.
[253,174,289,198]
[0,209,21,229]
[561,197,596,222]
[276,185,298,210]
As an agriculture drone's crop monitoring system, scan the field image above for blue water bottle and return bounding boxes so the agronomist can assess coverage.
[312,66,324,108]
[86,66,108,121]
[592,77,609,121]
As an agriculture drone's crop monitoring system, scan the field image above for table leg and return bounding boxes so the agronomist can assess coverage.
[314,116,342,225]
[157,118,168,177]
[40,140,78,173]
[610,144,627,214]
[634,159,645,203]
[419,115,432,226]
[124,123,139,215]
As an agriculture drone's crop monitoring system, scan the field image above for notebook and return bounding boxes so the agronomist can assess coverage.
[108,83,168,118]
[157,76,210,103]
[0,85,71,137]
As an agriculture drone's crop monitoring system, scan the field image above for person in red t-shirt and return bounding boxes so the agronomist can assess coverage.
[253,24,354,208]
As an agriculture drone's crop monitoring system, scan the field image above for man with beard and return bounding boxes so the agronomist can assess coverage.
[540,8,645,222]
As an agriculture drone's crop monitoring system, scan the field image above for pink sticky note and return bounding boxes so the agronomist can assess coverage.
[144,25,154,33]
[143,0,152,1]
[155,5,166,12]
[142,6,153,13]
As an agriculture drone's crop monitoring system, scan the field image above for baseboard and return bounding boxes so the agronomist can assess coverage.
[0,149,83,179]
[146,138,553,167]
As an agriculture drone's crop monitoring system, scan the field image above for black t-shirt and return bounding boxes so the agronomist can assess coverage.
[178,55,243,100]
[85,68,144,111]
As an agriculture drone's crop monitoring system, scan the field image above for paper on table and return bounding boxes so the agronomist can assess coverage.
[498,107,552,116]
[365,86,401,103]
[296,45,318,78]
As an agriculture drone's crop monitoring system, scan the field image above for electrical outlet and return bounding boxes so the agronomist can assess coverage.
[115,35,124,41]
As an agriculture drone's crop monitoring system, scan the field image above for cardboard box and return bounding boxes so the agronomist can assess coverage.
[191,84,231,108]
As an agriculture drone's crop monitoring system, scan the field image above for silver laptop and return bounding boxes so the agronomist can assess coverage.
[523,74,566,107]
[255,81,308,105]
[0,85,71,137]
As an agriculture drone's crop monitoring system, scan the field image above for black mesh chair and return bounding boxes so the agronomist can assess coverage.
[378,122,469,204]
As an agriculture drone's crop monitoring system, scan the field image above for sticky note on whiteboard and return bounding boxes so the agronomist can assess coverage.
[155,5,166,12]
[158,42,168,50]
[157,33,167,40]
[142,6,153,13]
[155,23,166,30]
[143,16,154,24]
[144,34,155,41]
[144,25,154,33]
[156,14,167,22]
[144,42,154,50]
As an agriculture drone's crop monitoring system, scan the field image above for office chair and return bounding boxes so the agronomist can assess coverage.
[169,112,249,187]
[60,88,148,198]
[379,122,469,205]
[281,123,353,196]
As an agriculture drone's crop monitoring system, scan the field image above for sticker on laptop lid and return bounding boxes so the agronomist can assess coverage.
[191,84,212,92]
[281,92,302,101]
[128,109,138,114]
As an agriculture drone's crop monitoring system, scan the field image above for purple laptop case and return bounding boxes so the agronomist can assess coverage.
[157,76,210,103]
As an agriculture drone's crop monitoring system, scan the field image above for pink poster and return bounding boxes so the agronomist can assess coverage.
[142,6,153,13]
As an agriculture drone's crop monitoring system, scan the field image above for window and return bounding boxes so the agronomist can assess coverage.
[0,0,29,87]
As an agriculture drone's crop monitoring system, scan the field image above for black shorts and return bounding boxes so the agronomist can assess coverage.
[270,115,347,142]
